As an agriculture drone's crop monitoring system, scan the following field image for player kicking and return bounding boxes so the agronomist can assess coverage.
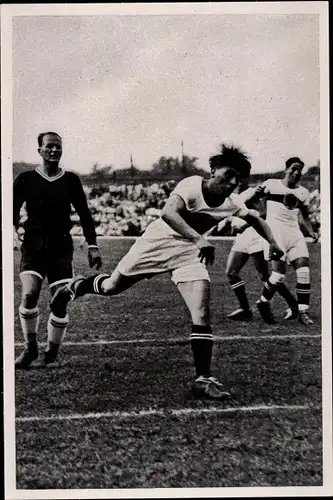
[14,132,102,369]
[249,157,317,325]
[224,184,297,321]
[51,144,283,400]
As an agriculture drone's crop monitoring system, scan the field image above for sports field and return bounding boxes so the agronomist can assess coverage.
[14,238,322,489]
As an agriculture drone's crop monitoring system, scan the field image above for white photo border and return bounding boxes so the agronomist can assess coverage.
[1,2,331,499]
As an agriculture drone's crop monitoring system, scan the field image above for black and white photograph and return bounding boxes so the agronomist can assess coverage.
[1,2,331,498]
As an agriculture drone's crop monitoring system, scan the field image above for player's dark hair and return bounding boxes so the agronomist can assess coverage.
[37,132,62,147]
[285,157,304,169]
[209,144,251,178]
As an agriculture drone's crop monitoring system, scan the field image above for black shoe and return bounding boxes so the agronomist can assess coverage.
[283,307,299,320]
[227,308,253,321]
[15,344,38,369]
[298,312,314,325]
[256,300,276,324]
[43,348,59,366]
[192,376,231,400]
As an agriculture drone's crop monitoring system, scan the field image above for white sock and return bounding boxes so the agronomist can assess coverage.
[19,306,39,343]
[47,313,69,345]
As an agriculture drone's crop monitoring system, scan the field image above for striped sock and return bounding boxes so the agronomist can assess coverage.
[190,325,213,377]
[77,274,110,296]
[47,313,69,345]
[19,306,39,343]
[296,267,311,312]
[230,277,250,310]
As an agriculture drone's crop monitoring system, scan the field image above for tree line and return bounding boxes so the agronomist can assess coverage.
[13,157,320,189]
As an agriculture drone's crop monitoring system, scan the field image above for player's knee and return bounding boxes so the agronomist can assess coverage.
[21,290,39,309]
[100,279,118,295]
[192,305,210,325]
[269,271,285,285]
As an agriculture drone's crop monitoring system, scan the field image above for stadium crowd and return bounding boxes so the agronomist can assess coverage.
[16,179,321,239]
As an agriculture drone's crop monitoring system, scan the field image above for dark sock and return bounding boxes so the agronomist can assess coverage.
[230,277,250,310]
[190,325,213,377]
[277,283,298,308]
[296,283,311,310]
[261,278,279,301]
[77,274,110,297]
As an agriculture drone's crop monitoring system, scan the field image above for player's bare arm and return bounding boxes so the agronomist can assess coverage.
[161,194,215,265]
[240,210,283,260]
[243,184,267,206]
[299,204,317,240]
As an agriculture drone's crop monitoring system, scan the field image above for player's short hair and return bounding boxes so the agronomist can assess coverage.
[209,144,251,178]
[37,132,62,147]
[285,157,304,169]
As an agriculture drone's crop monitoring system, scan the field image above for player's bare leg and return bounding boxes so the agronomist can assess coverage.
[44,282,71,365]
[177,279,230,400]
[291,257,313,325]
[15,273,43,369]
[251,252,298,319]
[225,251,253,320]
[256,259,287,324]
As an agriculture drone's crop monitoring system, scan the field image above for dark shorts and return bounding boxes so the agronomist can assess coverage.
[20,232,74,288]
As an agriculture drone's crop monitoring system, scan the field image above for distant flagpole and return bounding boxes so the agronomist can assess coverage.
[181,141,185,173]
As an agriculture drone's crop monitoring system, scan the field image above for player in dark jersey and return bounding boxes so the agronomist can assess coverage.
[14,132,102,369]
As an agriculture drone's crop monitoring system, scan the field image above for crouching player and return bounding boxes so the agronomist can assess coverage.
[51,144,283,400]
[14,132,102,369]
[225,184,297,321]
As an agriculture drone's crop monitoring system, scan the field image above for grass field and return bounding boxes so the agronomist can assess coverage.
[14,238,322,489]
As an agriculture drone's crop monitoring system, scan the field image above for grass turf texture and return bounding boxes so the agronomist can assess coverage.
[14,239,322,489]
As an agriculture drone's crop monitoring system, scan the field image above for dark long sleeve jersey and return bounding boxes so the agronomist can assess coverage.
[13,168,97,245]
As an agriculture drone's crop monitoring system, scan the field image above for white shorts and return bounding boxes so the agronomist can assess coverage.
[232,227,264,255]
[117,236,210,285]
[263,225,309,263]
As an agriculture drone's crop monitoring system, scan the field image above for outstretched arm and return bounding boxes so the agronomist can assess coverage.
[239,209,283,260]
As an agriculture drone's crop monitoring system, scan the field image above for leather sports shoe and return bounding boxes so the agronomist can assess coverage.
[298,312,314,325]
[256,300,277,324]
[283,307,299,320]
[15,343,38,369]
[227,308,253,321]
[192,376,231,400]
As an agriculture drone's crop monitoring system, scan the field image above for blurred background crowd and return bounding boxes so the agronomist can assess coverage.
[17,178,321,240]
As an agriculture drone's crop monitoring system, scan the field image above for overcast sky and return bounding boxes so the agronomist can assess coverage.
[13,14,319,174]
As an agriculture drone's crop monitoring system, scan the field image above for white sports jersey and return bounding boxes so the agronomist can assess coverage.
[142,175,249,239]
[261,179,310,228]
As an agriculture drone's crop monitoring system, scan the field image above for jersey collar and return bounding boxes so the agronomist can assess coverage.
[35,166,65,182]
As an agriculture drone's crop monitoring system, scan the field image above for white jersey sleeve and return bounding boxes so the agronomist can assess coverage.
[170,176,202,209]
